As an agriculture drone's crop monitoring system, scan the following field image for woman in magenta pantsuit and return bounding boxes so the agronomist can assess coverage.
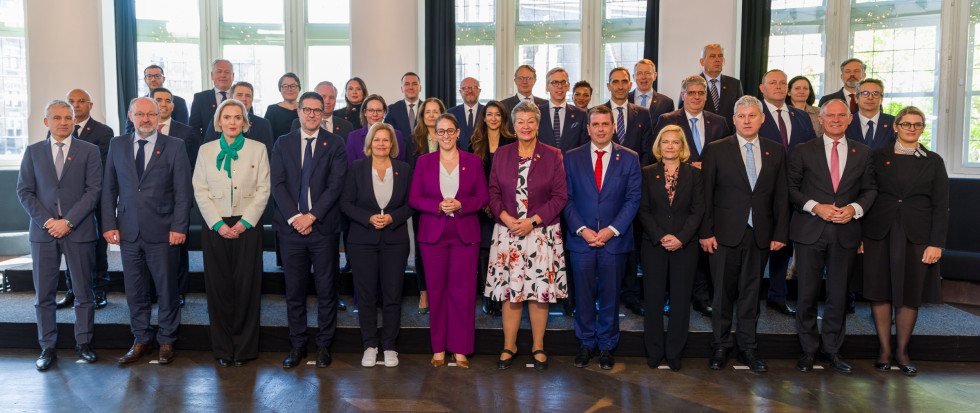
[409,113,489,368]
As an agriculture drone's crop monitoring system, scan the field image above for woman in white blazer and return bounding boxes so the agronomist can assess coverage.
[192,99,271,367]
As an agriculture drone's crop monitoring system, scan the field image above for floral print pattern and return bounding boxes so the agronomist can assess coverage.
[664,165,678,205]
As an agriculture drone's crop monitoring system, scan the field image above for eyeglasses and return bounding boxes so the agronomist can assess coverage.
[859,91,882,98]
[684,90,707,96]
[549,80,569,87]
[300,107,324,116]
[364,108,385,114]
[735,113,761,120]
[131,112,159,119]
[515,76,535,82]
[435,128,458,136]
[280,84,300,90]
[144,74,163,79]
[460,86,480,92]
[898,122,925,131]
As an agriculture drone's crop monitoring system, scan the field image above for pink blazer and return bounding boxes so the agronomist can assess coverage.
[408,150,489,244]
[488,141,567,227]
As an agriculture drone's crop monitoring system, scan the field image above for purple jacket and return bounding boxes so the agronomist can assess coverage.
[346,125,406,165]
[408,150,488,244]
[488,141,567,227]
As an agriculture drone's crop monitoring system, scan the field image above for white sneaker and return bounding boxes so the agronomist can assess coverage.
[361,347,378,367]
[384,350,399,367]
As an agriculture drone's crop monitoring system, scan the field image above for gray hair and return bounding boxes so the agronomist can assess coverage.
[840,58,866,73]
[511,100,541,124]
[128,96,159,114]
[681,75,707,91]
[211,58,232,71]
[315,81,337,94]
[701,44,724,59]
[819,99,850,116]
[734,95,764,115]
[212,99,250,134]
[44,100,73,119]
[364,122,399,159]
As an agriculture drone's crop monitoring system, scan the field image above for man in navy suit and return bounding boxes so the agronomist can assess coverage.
[203,81,274,159]
[384,72,422,139]
[102,97,192,365]
[629,59,674,128]
[846,78,895,150]
[290,81,355,141]
[446,77,483,151]
[818,58,866,113]
[17,100,103,370]
[758,69,818,317]
[679,44,744,131]
[273,92,349,369]
[564,105,642,370]
[126,64,189,133]
[536,67,588,153]
[189,58,235,137]
[500,65,549,120]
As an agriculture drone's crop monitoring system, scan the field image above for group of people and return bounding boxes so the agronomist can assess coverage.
[17,44,947,377]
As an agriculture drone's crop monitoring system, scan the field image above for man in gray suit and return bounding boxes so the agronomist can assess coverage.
[17,100,103,371]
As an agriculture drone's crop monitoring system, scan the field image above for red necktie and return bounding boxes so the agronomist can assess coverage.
[157,124,164,132]
[830,140,841,192]
[848,93,858,114]
[594,150,605,192]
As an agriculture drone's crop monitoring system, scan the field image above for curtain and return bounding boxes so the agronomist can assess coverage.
[738,0,771,98]
[115,0,139,132]
[643,0,661,91]
[425,0,456,106]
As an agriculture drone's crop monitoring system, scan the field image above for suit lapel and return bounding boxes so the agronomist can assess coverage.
[839,139,860,188]
[650,162,669,204]
[139,136,166,183]
[729,138,752,190]
[816,139,835,190]
[40,139,58,181]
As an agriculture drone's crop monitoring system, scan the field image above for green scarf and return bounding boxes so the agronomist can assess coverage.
[216,133,245,178]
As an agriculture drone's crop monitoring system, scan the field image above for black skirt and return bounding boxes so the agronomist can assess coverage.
[862,220,942,308]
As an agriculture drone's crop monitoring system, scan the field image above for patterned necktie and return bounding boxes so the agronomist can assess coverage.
[408,103,416,130]
[553,107,562,147]
[136,139,148,180]
[616,107,626,144]
[776,109,789,150]
[594,150,606,192]
[745,141,757,227]
[709,79,721,110]
[55,142,65,215]
[831,140,841,192]
[640,94,648,108]
[73,125,80,138]
[690,117,702,154]
[865,120,875,147]
[299,137,315,214]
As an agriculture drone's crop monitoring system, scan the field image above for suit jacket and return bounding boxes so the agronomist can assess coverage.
[340,158,414,245]
[679,74,743,129]
[536,103,589,154]
[408,151,488,244]
[863,148,948,247]
[818,88,847,108]
[203,113,275,160]
[602,101,653,156]
[166,120,202,167]
[74,118,114,166]
[446,103,484,151]
[347,126,407,165]
[488,141,567,227]
[384,99,417,141]
[699,135,789,249]
[637,162,705,246]
[101,133,192,243]
[500,94,549,119]
[563,143,642,254]
[189,89,220,137]
[787,137,876,248]
[125,94,189,133]
[290,115,355,142]
[17,138,102,243]
[845,112,896,150]
[192,137,271,230]
[270,128,347,239]
[335,104,363,130]
[650,109,729,165]
[629,90,675,125]
[760,103,817,157]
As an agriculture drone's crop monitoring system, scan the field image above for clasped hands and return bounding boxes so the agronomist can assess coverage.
[581,228,615,248]
[218,221,250,239]
[699,236,785,254]
[813,204,856,224]
[291,213,317,235]
[103,230,185,245]
[439,197,461,215]
[369,213,393,230]
[46,219,71,239]
[500,212,536,237]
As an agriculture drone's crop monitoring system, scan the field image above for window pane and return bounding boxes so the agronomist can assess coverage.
[456,0,496,103]
[456,45,496,103]
[516,0,581,99]
[135,0,201,105]
[519,0,580,21]
[851,0,941,150]
[965,1,980,163]
[601,0,646,103]
[307,1,351,91]
[308,45,351,89]
[769,1,826,96]
[221,0,283,25]
[308,0,350,24]
[0,0,27,161]
[223,45,285,117]
[135,0,199,36]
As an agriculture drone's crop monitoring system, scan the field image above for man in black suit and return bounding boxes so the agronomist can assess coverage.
[446,77,483,151]
[272,92,348,368]
[818,58,866,113]
[203,81,274,158]
[126,64,189,133]
[189,58,235,137]
[501,65,549,118]
[290,81,355,141]
[536,67,588,153]
[385,72,422,139]
[788,100,876,374]
[758,69,818,317]
[846,78,895,150]
[679,44,743,131]
[630,59,674,128]
[700,95,789,373]
[57,89,113,310]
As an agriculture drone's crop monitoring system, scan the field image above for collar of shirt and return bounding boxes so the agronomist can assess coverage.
[633,89,653,104]
[549,101,566,112]
[736,134,758,147]
[685,110,704,123]
[51,135,73,150]
[764,99,787,116]
[320,117,332,130]
[517,93,534,101]
[858,111,881,127]
[591,141,612,154]
[610,100,628,111]
[135,132,158,146]
[302,129,320,141]
[159,117,171,130]
[75,117,90,132]
[464,102,479,111]
[822,134,846,147]
[214,87,229,101]
[703,72,721,84]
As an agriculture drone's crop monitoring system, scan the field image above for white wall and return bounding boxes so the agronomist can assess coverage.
[657,0,740,103]
[350,0,420,104]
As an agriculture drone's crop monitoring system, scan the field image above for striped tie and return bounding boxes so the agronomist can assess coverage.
[553,107,562,147]
[709,79,720,110]
[616,107,626,144]
[745,142,757,227]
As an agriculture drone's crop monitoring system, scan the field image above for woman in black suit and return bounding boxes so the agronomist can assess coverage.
[862,106,948,376]
[336,77,367,130]
[637,125,704,371]
[340,122,414,368]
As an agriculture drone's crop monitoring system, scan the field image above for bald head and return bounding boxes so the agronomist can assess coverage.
[66,89,93,123]
[129,97,160,138]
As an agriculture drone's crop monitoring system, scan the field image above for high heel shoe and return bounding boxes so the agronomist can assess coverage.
[452,353,470,369]
[497,349,516,370]
[430,353,445,367]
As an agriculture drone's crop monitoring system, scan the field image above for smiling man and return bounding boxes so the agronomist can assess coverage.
[189,59,236,136]
[819,58,867,113]
[536,68,587,153]
[630,59,674,126]
[446,77,484,151]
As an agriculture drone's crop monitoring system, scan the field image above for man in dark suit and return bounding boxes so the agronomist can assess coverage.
[679,44,743,131]
[57,89,113,310]
[700,96,789,373]
[126,64,189,133]
[273,92,348,368]
[500,65,549,119]
[203,81,274,158]
[290,81,355,141]
[17,100,103,370]
[384,72,422,139]
[818,58,866,113]
[536,67,588,153]
[189,58,235,137]
[563,105,642,370]
[846,78,895,150]
[446,77,484,151]
[629,59,674,128]
[758,69,818,316]
[102,97,192,365]
[788,99,876,374]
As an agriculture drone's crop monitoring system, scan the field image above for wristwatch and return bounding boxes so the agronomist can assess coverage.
[64,220,74,229]
[531,218,539,228]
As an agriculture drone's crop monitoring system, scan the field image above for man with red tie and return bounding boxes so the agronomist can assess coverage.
[818,58,867,113]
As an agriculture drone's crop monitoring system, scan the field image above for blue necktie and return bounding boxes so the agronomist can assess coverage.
[616,107,626,144]
[745,142,757,227]
[865,120,875,147]
[299,137,314,214]
[553,107,562,147]
[219,91,227,102]
[690,117,702,154]
[136,139,148,180]
[640,94,648,108]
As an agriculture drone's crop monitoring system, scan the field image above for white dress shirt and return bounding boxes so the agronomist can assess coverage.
[73,117,90,138]
[439,161,460,217]
[464,103,479,127]
[132,132,158,170]
[802,135,864,218]
[575,141,620,237]
[764,99,793,138]
[158,118,172,136]
[840,87,858,108]
[405,98,420,121]
[548,101,567,135]
[50,135,73,161]
[287,129,319,225]
[214,87,230,104]
[610,100,629,133]
[321,116,333,132]
[517,93,536,102]
[858,111,881,139]
[633,89,653,108]
[372,166,394,211]
[736,134,762,179]
[685,110,706,150]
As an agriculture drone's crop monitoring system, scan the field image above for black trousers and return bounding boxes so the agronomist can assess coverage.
[690,250,712,304]
[350,242,410,351]
[620,219,644,305]
[710,226,769,352]
[641,238,698,362]
[795,224,855,355]
[202,217,263,361]
[280,231,339,349]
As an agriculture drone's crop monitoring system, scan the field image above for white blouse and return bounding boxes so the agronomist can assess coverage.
[439,162,460,216]
[372,166,394,211]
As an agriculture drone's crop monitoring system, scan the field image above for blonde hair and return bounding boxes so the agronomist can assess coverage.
[652,125,691,163]
[213,99,250,134]
[364,122,399,159]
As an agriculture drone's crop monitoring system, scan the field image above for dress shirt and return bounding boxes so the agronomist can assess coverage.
[685,110,706,149]
[50,135,73,161]
[214,87,230,104]
[464,103,479,127]
[610,100,629,132]
[736,134,762,180]
[858,111,881,139]
[840,87,858,109]
[132,132,158,170]
[549,101,567,135]
[405,98,420,121]
[74,117,91,136]
[320,116,332,132]
[633,89,653,108]
[575,141,620,237]
[372,166,394,210]
[439,161,460,217]
[802,135,864,218]
[764,100,793,138]
[158,118,172,136]
[287,129,319,225]
[517,93,536,102]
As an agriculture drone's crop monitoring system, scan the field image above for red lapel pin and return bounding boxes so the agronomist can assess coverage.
[322,142,327,146]
[462,167,466,171]
[765,152,770,156]
[886,161,890,165]
[211,104,216,108]
[251,165,255,168]
[67,157,72,161]
[395,171,399,175]
[884,124,889,128]
[706,120,711,124]
[156,151,161,154]
[86,127,91,131]
[656,175,660,179]
[852,149,856,153]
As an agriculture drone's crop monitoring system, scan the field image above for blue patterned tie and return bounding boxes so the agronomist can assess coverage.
[690,117,702,155]
[299,137,314,214]
[616,107,626,144]
[745,141,757,227]
[553,107,562,147]
[865,120,875,147]
[640,94,648,108]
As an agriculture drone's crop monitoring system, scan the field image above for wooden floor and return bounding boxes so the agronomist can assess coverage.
[1,349,978,412]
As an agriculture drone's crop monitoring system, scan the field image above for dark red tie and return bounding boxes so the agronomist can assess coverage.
[594,150,605,192]
[848,93,858,114]
[776,109,789,151]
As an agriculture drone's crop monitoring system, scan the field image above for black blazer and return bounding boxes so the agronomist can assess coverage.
[385,99,416,141]
[787,137,876,248]
[536,103,589,154]
[700,135,789,248]
[818,89,847,108]
[629,90,675,124]
[188,89,219,137]
[270,128,348,238]
[203,113,275,160]
[679,74,743,129]
[760,103,817,157]
[844,112,896,150]
[166,120,202,168]
[74,118,114,166]
[602,101,653,156]
[335,104,363,130]
[637,162,704,245]
[650,109,730,165]
[863,148,948,247]
[500,94,548,118]
[446,103,484,151]
[340,158,414,245]
[289,115,355,142]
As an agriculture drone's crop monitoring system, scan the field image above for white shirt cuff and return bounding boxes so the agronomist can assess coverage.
[608,226,620,237]
[287,213,303,225]
[803,200,818,216]
[576,226,587,236]
[848,203,864,219]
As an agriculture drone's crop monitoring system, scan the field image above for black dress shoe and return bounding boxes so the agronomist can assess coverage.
[177,294,186,307]
[561,298,575,317]
[497,349,516,370]
[598,350,614,370]
[316,347,332,367]
[94,292,107,309]
[36,348,56,371]
[282,347,307,368]
[766,300,796,316]
[797,352,815,372]
[625,300,644,316]
[56,292,75,309]
[217,358,231,367]
[337,299,347,312]
[873,361,891,371]
[708,348,728,370]
[75,343,97,363]
[573,346,593,368]
[845,293,856,314]
[667,358,682,371]
[895,360,917,376]
[824,353,852,374]
[693,300,713,317]
[233,359,248,367]
[531,350,548,371]
[647,356,663,369]
[482,297,492,315]
[737,350,768,373]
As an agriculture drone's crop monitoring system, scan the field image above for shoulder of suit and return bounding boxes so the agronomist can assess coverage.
[612,143,639,158]
[846,138,872,152]
[703,111,726,122]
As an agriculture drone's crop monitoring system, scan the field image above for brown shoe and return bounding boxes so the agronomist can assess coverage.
[118,343,152,364]
[158,344,175,364]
